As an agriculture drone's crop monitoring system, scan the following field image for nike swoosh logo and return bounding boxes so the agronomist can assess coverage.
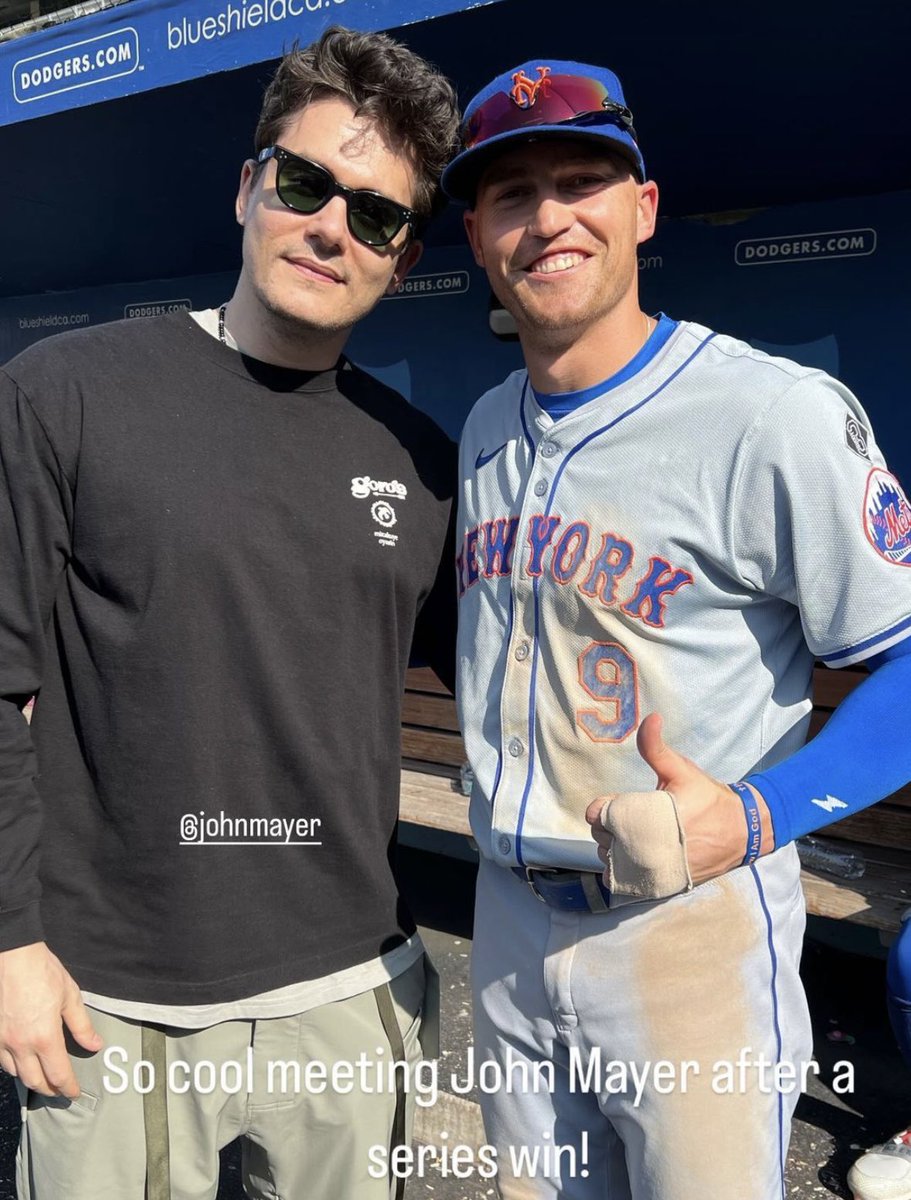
[475,443,508,470]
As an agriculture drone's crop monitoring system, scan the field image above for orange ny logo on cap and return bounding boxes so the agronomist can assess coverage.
[510,66,552,109]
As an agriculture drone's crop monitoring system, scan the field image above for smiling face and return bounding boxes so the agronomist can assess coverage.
[232,94,421,366]
[464,139,658,355]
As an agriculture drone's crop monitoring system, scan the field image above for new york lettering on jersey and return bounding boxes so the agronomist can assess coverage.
[457,514,693,628]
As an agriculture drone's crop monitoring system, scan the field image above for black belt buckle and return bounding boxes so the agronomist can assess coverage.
[512,865,550,902]
[512,865,611,912]
[525,866,553,903]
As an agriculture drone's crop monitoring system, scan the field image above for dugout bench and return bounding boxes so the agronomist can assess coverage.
[398,666,911,936]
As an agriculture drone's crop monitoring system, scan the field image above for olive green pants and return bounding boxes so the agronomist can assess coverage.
[17,955,428,1200]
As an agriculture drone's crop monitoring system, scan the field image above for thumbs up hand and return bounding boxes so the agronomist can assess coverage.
[585,713,775,888]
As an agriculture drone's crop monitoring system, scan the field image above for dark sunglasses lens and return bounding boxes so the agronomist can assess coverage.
[348,193,405,246]
[276,158,331,213]
[272,151,406,246]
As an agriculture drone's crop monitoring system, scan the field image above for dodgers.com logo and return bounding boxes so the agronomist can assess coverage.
[864,468,911,566]
[13,28,139,105]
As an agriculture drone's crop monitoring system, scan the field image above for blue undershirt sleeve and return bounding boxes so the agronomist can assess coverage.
[744,635,911,847]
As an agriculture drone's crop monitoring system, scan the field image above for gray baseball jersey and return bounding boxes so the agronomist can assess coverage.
[456,318,911,1199]
[456,319,911,875]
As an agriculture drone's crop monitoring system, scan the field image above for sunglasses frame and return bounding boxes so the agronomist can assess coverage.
[256,145,416,248]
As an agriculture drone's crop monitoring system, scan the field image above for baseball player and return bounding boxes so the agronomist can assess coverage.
[441,58,911,1200]
[847,911,911,1200]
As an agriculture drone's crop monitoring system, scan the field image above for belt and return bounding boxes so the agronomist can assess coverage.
[511,866,611,912]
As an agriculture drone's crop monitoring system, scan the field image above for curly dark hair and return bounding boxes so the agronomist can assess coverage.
[254,25,460,224]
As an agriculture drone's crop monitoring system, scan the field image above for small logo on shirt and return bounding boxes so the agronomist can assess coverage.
[350,477,402,548]
[351,476,408,500]
[368,501,399,549]
[864,468,911,566]
[475,443,508,470]
[371,501,397,529]
[844,414,871,461]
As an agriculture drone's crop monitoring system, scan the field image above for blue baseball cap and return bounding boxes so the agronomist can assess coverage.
[442,59,645,204]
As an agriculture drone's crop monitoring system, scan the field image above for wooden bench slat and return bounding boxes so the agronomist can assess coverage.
[402,727,466,767]
[817,803,911,852]
[800,859,910,930]
[405,667,452,696]
[403,693,461,732]
[830,839,911,870]
[399,768,470,836]
[401,758,461,781]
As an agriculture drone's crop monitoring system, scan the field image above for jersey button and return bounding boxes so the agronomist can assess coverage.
[507,737,525,758]
[540,442,557,459]
[498,836,511,855]
[533,479,548,497]
[515,641,530,661]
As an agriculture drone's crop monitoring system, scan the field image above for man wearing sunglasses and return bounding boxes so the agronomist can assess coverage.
[442,59,911,1199]
[0,26,459,1200]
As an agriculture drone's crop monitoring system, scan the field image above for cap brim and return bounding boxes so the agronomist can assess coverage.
[441,125,644,204]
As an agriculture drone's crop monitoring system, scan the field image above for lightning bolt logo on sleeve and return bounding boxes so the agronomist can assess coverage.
[811,794,848,814]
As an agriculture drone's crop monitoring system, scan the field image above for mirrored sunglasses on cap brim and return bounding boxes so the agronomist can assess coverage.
[463,73,637,150]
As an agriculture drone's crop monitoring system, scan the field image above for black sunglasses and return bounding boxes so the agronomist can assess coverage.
[257,145,416,248]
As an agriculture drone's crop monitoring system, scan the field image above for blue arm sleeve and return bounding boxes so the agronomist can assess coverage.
[745,636,911,847]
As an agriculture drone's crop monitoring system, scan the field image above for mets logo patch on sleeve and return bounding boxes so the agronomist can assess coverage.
[864,468,911,565]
